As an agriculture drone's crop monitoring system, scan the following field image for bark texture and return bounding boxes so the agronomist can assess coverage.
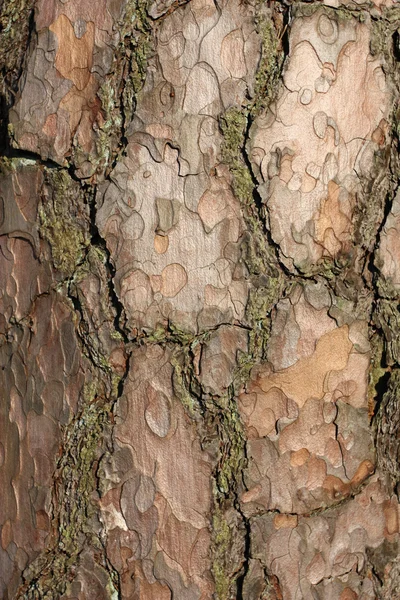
[1,0,400,598]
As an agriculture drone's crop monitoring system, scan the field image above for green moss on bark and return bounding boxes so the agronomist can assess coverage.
[251,13,285,117]
[94,0,153,174]
[209,392,247,599]
[211,9,288,596]
[0,0,34,94]
[17,364,122,599]
[211,508,236,599]
[375,369,400,491]
[38,170,90,278]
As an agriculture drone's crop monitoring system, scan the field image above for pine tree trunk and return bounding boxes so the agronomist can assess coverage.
[1,0,400,598]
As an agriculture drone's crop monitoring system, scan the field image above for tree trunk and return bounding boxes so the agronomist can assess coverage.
[1,0,400,598]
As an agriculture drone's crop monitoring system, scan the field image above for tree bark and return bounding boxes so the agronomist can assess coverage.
[1,0,400,598]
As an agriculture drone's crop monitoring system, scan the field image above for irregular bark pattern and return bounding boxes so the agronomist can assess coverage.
[1,0,400,599]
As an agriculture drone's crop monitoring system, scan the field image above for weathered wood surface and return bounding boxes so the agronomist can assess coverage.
[1,0,400,598]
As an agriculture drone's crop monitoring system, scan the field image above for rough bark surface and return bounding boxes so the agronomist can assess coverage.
[1,0,400,599]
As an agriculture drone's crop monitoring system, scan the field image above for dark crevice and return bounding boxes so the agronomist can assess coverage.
[393,30,400,61]
[5,146,73,170]
[85,182,130,344]
[51,179,131,596]
[207,8,293,595]
[110,1,154,174]
[365,13,400,514]
[147,0,192,21]
[241,4,293,282]
[241,135,293,282]
[131,319,252,353]
[372,370,391,423]
[13,65,135,600]
[0,1,35,156]
[235,499,251,599]
[366,177,399,295]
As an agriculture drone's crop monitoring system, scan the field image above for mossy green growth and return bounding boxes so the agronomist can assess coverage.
[0,156,38,176]
[95,80,123,172]
[171,350,199,417]
[370,8,400,58]
[376,276,400,301]
[354,170,389,255]
[110,330,124,342]
[19,378,118,598]
[296,3,364,22]
[218,9,286,329]
[370,16,388,57]
[0,0,34,95]
[99,0,152,134]
[218,105,283,298]
[171,346,248,599]
[0,156,15,176]
[93,0,152,173]
[119,0,152,120]
[71,245,105,286]
[244,288,273,361]
[168,322,201,346]
[211,16,288,594]
[211,18,287,591]
[220,107,253,207]
[58,399,110,550]
[97,81,122,133]
[39,170,89,278]
[239,254,287,371]
[18,234,126,597]
[214,392,246,496]
[211,507,234,600]
[374,298,400,366]
[56,381,111,550]
[251,13,284,117]
[209,391,247,599]
[138,320,212,349]
[145,322,195,346]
